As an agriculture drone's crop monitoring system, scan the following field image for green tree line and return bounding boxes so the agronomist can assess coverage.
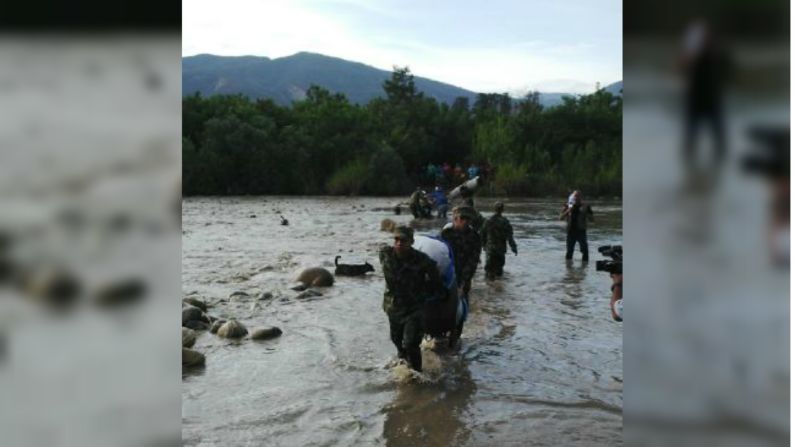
[183,67,622,196]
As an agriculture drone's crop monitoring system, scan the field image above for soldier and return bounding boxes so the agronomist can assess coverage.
[379,226,445,372]
[441,206,482,297]
[481,202,518,280]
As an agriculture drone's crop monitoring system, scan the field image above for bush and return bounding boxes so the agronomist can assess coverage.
[493,163,530,195]
[326,159,369,195]
[364,144,411,195]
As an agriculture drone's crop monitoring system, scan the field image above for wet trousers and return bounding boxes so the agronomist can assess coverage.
[565,230,589,260]
[388,309,424,371]
[484,251,505,279]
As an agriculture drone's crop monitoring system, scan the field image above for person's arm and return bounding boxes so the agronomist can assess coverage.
[480,221,488,249]
[559,205,571,220]
[507,222,517,255]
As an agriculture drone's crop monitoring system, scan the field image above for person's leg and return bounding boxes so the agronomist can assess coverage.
[682,106,699,170]
[495,252,505,276]
[565,233,575,260]
[709,107,726,167]
[579,231,589,261]
[484,252,496,280]
[389,315,406,359]
[403,311,424,372]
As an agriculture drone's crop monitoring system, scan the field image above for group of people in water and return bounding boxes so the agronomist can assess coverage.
[381,184,599,372]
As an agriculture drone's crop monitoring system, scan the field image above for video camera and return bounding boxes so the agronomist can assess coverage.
[742,126,789,179]
[595,245,622,275]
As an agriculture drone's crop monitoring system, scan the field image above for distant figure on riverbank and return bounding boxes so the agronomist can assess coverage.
[560,191,594,261]
[409,187,432,219]
[430,186,449,219]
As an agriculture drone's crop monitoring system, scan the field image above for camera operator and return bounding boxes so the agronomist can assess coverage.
[610,272,623,322]
[596,245,623,322]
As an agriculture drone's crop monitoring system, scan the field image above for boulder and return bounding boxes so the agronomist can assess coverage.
[94,278,146,308]
[182,305,210,325]
[183,320,210,331]
[182,348,205,367]
[217,320,248,339]
[182,297,208,311]
[182,328,197,348]
[251,327,282,340]
[295,267,334,288]
[210,319,227,334]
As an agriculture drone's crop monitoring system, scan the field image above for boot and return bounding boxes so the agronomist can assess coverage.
[407,348,422,372]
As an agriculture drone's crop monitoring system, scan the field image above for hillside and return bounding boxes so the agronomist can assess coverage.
[183,52,620,107]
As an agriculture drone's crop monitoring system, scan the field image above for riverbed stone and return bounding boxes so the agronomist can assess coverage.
[258,292,274,301]
[182,328,197,348]
[182,305,210,325]
[210,319,227,334]
[182,297,208,311]
[183,320,210,331]
[217,320,248,338]
[296,289,323,299]
[295,267,334,288]
[182,348,205,367]
[251,327,282,340]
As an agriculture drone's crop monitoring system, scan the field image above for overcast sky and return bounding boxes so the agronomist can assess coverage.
[183,0,622,94]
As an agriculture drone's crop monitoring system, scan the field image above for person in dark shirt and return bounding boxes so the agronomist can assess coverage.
[559,191,594,261]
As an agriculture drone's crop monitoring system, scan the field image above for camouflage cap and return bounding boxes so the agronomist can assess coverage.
[453,206,477,220]
[494,201,504,212]
[393,225,414,241]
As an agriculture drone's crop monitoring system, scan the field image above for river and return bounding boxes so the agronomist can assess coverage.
[182,196,623,446]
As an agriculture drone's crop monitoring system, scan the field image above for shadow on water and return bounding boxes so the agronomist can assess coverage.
[382,357,477,447]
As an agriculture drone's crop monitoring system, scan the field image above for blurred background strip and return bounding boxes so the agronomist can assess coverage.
[624,0,789,446]
[0,1,181,446]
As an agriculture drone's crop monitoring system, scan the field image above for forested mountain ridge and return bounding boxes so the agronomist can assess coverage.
[183,67,622,197]
[183,52,620,107]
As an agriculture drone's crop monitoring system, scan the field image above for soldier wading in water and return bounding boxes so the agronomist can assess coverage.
[481,202,518,280]
[379,226,445,372]
[441,206,482,297]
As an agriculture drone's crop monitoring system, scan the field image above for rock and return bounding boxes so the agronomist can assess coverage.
[380,218,397,233]
[93,278,147,308]
[22,266,82,310]
[251,327,282,340]
[210,319,227,334]
[182,328,197,348]
[182,298,208,311]
[296,289,323,299]
[182,348,205,367]
[217,320,248,338]
[182,306,210,325]
[295,267,334,288]
[229,291,250,298]
[258,292,274,301]
[184,320,210,331]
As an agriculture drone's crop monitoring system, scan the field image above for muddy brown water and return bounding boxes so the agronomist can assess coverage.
[182,196,622,446]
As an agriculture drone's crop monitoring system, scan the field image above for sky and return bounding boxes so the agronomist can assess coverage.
[183,0,622,95]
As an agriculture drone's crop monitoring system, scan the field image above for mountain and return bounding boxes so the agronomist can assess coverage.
[182,52,621,107]
[604,81,623,96]
[182,52,478,105]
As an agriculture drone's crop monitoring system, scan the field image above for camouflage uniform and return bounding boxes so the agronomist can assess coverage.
[481,213,517,279]
[379,243,444,371]
[440,216,481,296]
